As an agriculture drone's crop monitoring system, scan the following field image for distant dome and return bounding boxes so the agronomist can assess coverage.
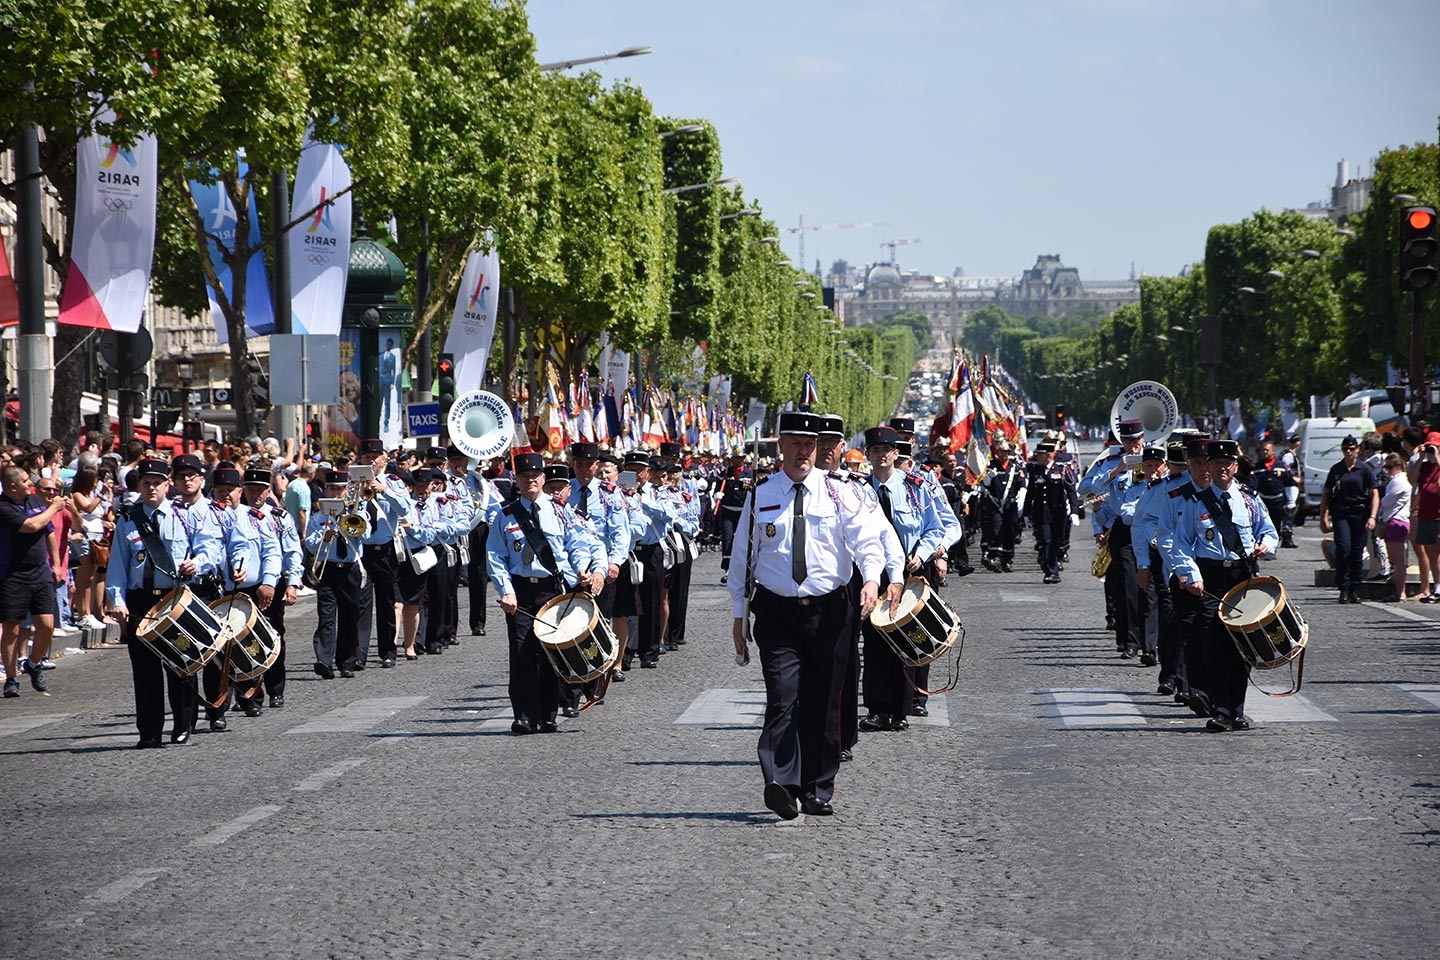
[866,263,901,287]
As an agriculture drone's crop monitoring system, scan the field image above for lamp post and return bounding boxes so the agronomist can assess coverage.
[663,176,737,196]
[659,124,704,139]
[176,349,195,454]
[538,45,652,71]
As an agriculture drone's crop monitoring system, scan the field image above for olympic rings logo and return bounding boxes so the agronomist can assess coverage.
[103,197,133,213]
[306,254,329,265]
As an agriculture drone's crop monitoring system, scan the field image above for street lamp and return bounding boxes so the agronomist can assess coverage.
[659,124,704,139]
[538,45,652,71]
[175,348,195,453]
[720,208,760,221]
[663,175,737,195]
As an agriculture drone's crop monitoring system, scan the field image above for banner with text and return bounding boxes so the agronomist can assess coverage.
[443,240,500,395]
[288,127,352,336]
[58,107,158,332]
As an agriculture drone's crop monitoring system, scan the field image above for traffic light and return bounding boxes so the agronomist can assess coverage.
[246,354,270,414]
[1053,404,1066,428]
[1400,206,1438,291]
[437,352,456,421]
[153,409,180,435]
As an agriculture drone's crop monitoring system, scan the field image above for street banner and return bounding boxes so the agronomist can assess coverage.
[444,240,499,395]
[188,156,274,343]
[0,239,18,326]
[58,108,158,332]
[289,127,352,336]
[599,331,630,392]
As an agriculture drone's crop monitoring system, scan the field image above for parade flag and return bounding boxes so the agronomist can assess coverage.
[289,127,352,336]
[58,108,158,332]
[599,332,630,392]
[188,156,274,343]
[511,401,533,457]
[799,371,819,411]
[0,240,18,327]
[1279,399,1299,435]
[642,389,668,448]
[444,238,499,394]
[949,363,975,451]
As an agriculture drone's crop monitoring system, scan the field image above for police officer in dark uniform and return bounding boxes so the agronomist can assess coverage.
[717,454,751,584]
[979,438,1026,572]
[106,458,223,748]
[730,412,886,819]
[486,452,605,734]
[1251,438,1300,549]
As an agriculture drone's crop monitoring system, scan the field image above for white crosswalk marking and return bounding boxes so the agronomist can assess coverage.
[676,688,766,726]
[999,590,1046,604]
[1398,683,1440,710]
[283,697,427,734]
[0,713,70,738]
[674,688,952,727]
[1362,602,1438,624]
[1048,689,1147,728]
[189,805,281,847]
[1243,693,1336,723]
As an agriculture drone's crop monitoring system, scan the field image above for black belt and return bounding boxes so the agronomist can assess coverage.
[515,575,560,589]
[1196,557,1246,569]
[755,584,846,607]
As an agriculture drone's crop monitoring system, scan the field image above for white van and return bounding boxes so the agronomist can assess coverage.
[1292,416,1378,513]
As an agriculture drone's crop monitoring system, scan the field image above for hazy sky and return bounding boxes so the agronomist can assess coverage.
[528,0,1440,282]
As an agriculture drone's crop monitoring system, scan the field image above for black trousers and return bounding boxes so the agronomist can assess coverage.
[1161,571,1187,692]
[508,578,562,724]
[840,570,862,751]
[632,543,664,663]
[419,549,451,652]
[862,573,911,718]
[983,503,1019,562]
[262,577,289,697]
[232,583,278,710]
[468,524,489,630]
[361,542,399,661]
[752,585,853,804]
[1033,509,1063,576]
[124,589,198,740]
[1331,514,1367,591]
[313,561,361,669]
[444,543,462,643]
[1194,560,1253,720]
[1262,496,1293,542]
[1172,580,1213,704]
[665,555,692,645]
[720,511,740,571]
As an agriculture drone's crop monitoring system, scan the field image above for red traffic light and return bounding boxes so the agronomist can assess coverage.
[437,359,454,375]
[1409,208,1434,231]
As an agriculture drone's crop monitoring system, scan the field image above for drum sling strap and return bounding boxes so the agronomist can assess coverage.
[1196,487,1256,577]
[130,502,235,709]
[513,499,564,582]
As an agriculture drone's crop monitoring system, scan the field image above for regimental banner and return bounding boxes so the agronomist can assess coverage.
[444,240,499,395]
[188,155,274,344]
[58,107,158,332]
[289,127,352,336]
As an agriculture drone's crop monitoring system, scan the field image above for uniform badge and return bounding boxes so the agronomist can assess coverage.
[1205,528,1214,542]
[765,522,776,538]
[136,550,146,563]
[513,538,524,552]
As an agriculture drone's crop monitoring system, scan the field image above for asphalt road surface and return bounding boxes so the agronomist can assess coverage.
[1,529,1436,959]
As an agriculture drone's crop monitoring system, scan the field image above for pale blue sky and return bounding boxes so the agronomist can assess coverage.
[528,0,1440,282]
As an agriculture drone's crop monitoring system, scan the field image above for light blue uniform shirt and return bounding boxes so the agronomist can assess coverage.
[105,499,224,607]
[568,477,631,568]
[1163,481,1279,585]
[867,472,945,562]
[226,505,282,590]
[629,484,677,547]
[486,495,593,595]
[1131,472,1187,573]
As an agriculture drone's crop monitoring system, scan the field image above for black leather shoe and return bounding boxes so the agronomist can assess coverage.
[136,738,164,750]
[910,705,929,718]
[1187,694,1213,719]
[610,669,626,682]
[891,717,909,731]
[510,720,533,735]
[561,706,580,718]
[269,695,284,708]
[240,700,262,718]
[170,729,192,745]
[209,718,228,733]
[1229,715,1253,731]
[339,668,355,678]
[763,782,800,821]
[425,643,443,655]
[839,748,854,762]
[472,625,486,636]
[537,720,558,733]
[1205,716,1233,733]
[1338,590,1350,604]
[1120,648,1136,659]
[800,798,834,816]
[621,657,634,671]
[1349,592,1362,604]
[1157,682,1176,696]
[351,661,366,671]
[640,660,658,669]
[381,657,395,668]
[1139,652,1158,667]
[314,662,335,680]
[858,714,890,732]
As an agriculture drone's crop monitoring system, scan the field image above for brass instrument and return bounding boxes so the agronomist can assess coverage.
[1091,541,1112,578]
[337,465,375,541]
[311,498,347,580]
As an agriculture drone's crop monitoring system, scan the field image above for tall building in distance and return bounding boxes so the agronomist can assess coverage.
[835,253,1140,336]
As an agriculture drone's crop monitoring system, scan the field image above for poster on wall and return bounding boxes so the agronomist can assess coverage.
[377,332,404,448]
[324,329,363,457]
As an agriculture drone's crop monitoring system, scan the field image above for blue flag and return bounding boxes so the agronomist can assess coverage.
[188,157,274,344]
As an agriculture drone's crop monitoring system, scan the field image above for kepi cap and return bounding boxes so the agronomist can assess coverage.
[569,441,600,460]
[243,468,271,486]
[513,453,545,474]
[1142,445,1166,462]
[360,439,384,455]
[135,458,171,479]
[888,417,916,435]
[212,467,243,488]
[170,454,204,476]
[777,411,821,437]
[1207,439,1240,461]
[817,415,844,438]
[1117,419,1144,439]
[864,425,899,448]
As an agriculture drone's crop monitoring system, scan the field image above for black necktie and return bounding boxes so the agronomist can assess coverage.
[578,484,590,518]
[880,483,893,524]
[791,482,807,585]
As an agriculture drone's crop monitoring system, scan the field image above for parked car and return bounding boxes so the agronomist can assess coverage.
[1292,416,1378,515]
[1336,389,1407,433]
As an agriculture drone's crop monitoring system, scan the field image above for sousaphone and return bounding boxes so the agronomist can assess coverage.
[447,390,516,461]
[1110,380,1179,444]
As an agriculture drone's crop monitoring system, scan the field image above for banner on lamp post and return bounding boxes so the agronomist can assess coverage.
[188,155,274,344]
[289,126,352,336]
[443,240,499,395]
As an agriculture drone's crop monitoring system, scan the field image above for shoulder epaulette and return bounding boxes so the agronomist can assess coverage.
[905,473,924,488]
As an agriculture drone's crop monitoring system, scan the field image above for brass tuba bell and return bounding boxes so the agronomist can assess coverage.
[338,512,369,540]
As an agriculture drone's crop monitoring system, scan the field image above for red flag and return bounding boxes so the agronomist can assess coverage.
[0,241,18,327]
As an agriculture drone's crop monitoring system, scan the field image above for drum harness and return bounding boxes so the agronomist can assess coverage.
[1193,486,1307,696]
[129,501,240,709]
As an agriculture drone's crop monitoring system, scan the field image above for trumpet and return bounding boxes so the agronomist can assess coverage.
[338,465,376,542]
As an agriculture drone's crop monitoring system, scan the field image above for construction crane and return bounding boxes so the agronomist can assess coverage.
[880,238,922,265]
[786,214,892,272]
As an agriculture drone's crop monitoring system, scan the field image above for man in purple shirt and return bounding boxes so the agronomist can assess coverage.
[0,467,70,696]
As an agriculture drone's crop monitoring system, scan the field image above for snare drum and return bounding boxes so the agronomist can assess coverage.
[533,592,621,684]
[136,586,226,678]
[864,576,962,667]
[1218,576,1308,669]
[208,593,282,682]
